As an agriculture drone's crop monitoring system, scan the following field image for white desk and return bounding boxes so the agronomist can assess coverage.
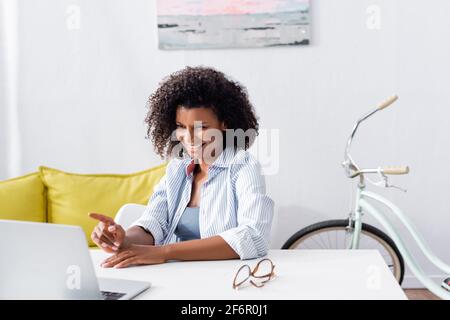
[90,249,407,300]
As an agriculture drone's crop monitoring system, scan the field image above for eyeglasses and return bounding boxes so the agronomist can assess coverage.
[232,258,276,290]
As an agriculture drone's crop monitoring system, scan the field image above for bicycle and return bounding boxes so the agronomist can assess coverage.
[282,95,450,299]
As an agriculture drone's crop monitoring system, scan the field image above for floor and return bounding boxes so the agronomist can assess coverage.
[404,289,441,300]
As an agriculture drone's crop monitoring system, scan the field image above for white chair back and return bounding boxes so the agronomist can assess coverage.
[114,203,146,229]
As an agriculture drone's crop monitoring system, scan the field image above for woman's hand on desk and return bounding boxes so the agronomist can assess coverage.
[89,212,129,253]
[101,244,166,268]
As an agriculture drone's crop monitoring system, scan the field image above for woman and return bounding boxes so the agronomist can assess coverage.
[90,66,274,268]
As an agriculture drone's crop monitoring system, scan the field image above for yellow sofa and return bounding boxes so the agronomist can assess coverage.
[0,164,166,246]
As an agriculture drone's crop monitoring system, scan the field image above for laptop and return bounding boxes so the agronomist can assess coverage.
[0,220,151,300]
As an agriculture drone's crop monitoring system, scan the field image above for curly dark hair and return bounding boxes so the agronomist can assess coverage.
[145,66,259,158]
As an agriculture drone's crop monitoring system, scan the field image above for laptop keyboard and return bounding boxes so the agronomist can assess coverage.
[101,290,126,300]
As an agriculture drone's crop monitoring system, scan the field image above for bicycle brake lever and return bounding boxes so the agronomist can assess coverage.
[367,171,407,192]
[380,172,407,192]
[386,184,407,193]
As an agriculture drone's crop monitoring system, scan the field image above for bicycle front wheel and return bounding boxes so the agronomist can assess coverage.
[282,219,405,284]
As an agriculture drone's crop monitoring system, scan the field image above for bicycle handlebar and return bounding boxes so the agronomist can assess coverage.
[350,166,410,178]
[377,95,398,110]
[343,95,410,185]
[382,166,410,175]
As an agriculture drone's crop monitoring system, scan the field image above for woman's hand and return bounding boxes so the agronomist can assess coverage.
[101,244,167,268]
[89,212,128,253]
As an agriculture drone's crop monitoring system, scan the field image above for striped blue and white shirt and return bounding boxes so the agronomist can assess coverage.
[132,147,274,260]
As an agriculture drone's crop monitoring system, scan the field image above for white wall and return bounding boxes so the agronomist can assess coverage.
[1,0,450,287]
[0,0,20,179]
[0,22,6,179]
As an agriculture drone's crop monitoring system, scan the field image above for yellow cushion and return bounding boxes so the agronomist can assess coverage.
[39,164,167,246]
[0,172,46,222]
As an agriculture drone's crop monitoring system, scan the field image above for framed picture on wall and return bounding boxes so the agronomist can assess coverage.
[156,0,310,50]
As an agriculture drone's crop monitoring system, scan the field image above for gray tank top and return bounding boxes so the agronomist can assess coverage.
[174,206,200,241]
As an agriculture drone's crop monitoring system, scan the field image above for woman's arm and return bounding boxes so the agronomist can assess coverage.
[124,226,155,246]
[218,159,275,260]
[117,226,239,259]
[101,235,238,268]
[163,236,239,261]
[130,174,170,246]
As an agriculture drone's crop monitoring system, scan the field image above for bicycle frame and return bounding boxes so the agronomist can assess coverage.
[350,183,450,300]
